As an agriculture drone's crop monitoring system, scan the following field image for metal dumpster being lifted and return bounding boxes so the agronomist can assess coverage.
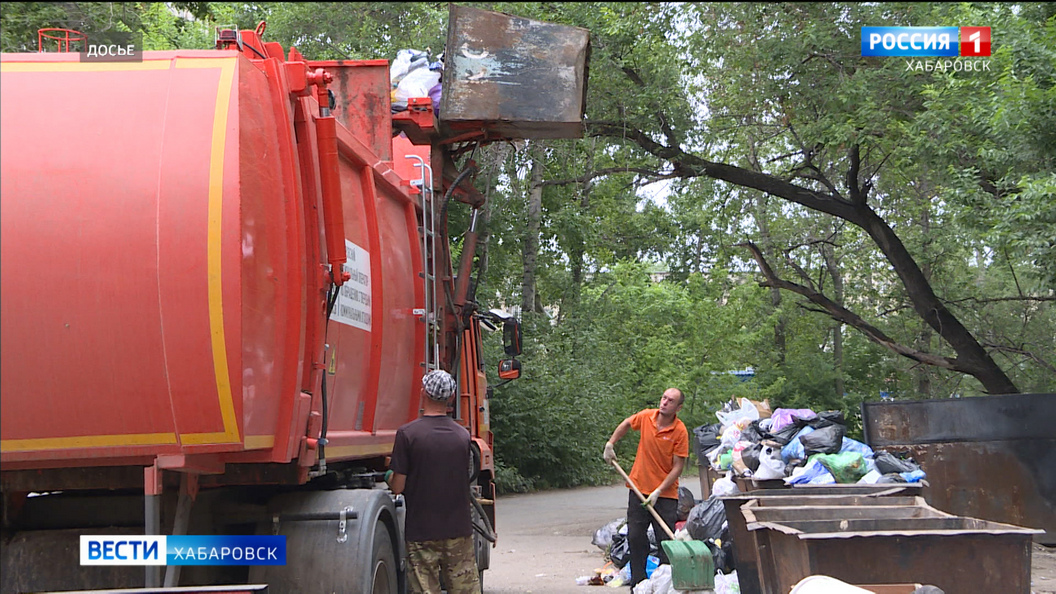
[440,4,590,140]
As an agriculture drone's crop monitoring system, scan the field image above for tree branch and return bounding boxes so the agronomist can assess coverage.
[539,166,677,188]
[739,241,972,373]
[847,144,866,204]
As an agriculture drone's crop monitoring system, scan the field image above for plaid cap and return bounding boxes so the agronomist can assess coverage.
[422,369,457,401]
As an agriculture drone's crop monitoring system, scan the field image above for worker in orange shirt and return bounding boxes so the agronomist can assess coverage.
[604,388,689,588]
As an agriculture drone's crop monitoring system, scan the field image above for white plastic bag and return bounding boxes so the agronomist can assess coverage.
[390,49,429,87]
[714,570,741,594]
[789,575,873,593]
[716,398,759,429]
[753,445,786,480]
[394,67,441,104]
[712,474,740,497]
[633,564,674,594]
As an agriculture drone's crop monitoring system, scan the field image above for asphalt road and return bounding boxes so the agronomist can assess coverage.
[482,477,704,594]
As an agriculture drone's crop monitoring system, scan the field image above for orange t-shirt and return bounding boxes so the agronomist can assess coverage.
[627,409,689,499]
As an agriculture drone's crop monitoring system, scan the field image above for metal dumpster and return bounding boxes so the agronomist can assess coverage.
[862,393,1055,544]
[441,5,590,140]
[746,514,1042,593]
[721,487,924,594]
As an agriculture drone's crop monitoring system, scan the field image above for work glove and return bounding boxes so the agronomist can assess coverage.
[383,469,394,486]
[644,488,661,508]
[603,442,616,464]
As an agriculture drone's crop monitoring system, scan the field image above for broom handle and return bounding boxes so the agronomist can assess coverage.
[611,459,677,540]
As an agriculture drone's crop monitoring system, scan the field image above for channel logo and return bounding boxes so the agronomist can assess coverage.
[80,535,286,566]
[861,27,991,57]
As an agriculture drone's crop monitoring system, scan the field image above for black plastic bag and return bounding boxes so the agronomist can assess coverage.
[685,496,726,542]
[677,486,696,522]
[875,450,921,474]
[800,423,845,456]
[705,529,736,573]
[769,423,802,445]
[740,443,762,473]
[706,540,728,575]
[807,410,846,429]
[592,517,625,551]
[609,533,631,568]
[740,420,765,444]
[694,423,722,459]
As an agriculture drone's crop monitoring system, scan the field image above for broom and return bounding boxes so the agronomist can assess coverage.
[611,459,715,591]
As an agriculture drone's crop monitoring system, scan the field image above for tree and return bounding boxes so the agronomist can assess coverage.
[574,2,1054,395]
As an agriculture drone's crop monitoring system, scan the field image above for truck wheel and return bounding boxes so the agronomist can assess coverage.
[370,524,398,594]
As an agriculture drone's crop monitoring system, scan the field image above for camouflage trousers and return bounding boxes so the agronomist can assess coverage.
[406,535,480,594]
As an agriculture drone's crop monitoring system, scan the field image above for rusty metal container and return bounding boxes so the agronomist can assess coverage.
[746,514,1041,593]
[862,393,1055,545]
[720,488,925,594]
[440,5,590,140]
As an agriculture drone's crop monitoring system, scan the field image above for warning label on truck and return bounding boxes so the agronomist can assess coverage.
[330,240,372,332]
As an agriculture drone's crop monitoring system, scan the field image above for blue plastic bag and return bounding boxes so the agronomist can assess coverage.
[900,469,927,482]
[646,555,660,578]
[785,458,836,485]
[781,426,815,462]
[839,437,874,459]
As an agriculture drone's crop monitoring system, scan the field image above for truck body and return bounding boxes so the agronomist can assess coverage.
[0,7,588,592]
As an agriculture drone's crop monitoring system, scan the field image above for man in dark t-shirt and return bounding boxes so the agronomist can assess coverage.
[386,369,480,594]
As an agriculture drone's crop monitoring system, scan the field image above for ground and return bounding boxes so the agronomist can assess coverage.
[483,481,1056,593]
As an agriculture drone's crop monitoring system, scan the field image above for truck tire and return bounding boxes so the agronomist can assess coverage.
[251,489,403,594]
[369,523,398,594]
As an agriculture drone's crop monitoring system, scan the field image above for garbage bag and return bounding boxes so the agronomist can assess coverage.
[739,420,766,444]
[685,496,727,542]
[839,437,874,459]
[716,398,760,429]
[769,422,803,445]
[731,441,753,476]
[677,486,696,522]
[633,563,672,594]
[389,49,429,87]
[694,423,723,459]
[874,450,921,474]
[781,426,815,462]
[901,469,927,482]
[719,424,742,450]
[394,67,440,107]
[807,410,846,428]
[741,442,762,473]
[707,540,728,576]
[770,408,817,433]
[785,458,836,485]
[609,534,631,568]
[811,452,868,484]
[800,424,845,457]
[712,475,740,497]
[714,570,741,594]
[593,517,625,551]
[753,445,786,480]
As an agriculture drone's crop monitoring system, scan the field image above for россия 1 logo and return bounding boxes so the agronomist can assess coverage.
[861,26,991,57]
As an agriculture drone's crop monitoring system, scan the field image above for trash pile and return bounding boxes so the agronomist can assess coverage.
[695,398,927,486]
[588,485,737,590]
[389,49,444,114]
